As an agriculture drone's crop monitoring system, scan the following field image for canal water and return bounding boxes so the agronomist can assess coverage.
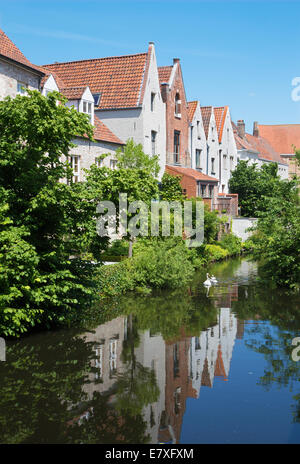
[0,258,300,444]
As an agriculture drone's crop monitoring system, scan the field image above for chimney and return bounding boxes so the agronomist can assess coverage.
[253,121,259,137]
[237,120,245,138]
[173,58,180,65]
[160,82,169,103]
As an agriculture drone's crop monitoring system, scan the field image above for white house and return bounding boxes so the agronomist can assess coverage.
[188,101,208,173]
[200,106,220,186]
[0,27,44,100]
[214,106,238,193]
[43,43,166,180]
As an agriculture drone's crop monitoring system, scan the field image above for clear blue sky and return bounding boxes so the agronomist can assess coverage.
[1,0,300,131]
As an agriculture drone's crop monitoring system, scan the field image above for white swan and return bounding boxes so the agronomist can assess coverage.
[210,274,218,284]
[204,273,212,287]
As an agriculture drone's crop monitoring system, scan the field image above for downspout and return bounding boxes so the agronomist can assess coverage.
[206,143,209,175]
[190,124,193,168]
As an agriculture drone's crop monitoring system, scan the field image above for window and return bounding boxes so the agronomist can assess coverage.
[223,154,227,169]
[109,339,117,377]
[94,344,103,380]
[195,149,202,169]
[17,81,27,95]
[199,183,206,198]
[174,130,180,163]
[208,184,214,198]
[197,121,201,139]
[151,130,157,155]
[93,93,101,106]
[110,159,117,170]
[151,92,155,112]
[70,156,80,183]
[82,101,92,121]
[211,157,215,174]
[230,156,234,171]
[175,93,181,117]
[173,343,180,378]
[96,157,103,168]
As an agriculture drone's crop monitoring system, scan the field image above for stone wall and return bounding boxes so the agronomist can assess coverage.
[0,59,40,100]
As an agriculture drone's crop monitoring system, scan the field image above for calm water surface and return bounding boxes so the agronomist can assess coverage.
[0,258,300,444]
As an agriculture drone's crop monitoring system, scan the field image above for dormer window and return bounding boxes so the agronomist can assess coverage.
[17,81,27,95]
[93,93,101,106]
[82,101,92,121]
[175,93,181,117]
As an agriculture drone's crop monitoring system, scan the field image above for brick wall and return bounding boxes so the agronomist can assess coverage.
[163,61,190,167]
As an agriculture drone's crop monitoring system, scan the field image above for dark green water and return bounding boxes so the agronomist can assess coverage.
[0,258,300,444]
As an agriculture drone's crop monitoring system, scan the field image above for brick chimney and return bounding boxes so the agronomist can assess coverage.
[237,120,245,138]
[160,82,169,103]
[253,121,259,137]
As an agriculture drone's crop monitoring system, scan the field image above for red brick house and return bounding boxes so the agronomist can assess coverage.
[159,59,219,208]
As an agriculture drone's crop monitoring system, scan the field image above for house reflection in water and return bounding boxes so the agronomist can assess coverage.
[77,270,246,443]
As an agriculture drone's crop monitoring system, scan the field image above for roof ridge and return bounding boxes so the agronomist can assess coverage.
[43,52,148,67]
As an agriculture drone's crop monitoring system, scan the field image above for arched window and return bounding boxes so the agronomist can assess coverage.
[175,92,181,117]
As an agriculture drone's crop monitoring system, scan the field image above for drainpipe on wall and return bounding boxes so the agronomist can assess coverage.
[206,144,209,175]
[190,124,193,168]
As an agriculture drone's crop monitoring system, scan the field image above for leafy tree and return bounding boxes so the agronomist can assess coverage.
[0,90,101,336]
[115,138,161,178]
[229,160,296,217]
[160,172,185,201]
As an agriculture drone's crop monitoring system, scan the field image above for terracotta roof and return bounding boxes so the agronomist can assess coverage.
[214,344,227,379]
[187,101,198,122]
[43,51,150,109]
[214,106,228,142]
[93,115,124,145]
[0,28,43,74]
[39,66,66,90]
[158,65,173,84]
[60,86,87,100]
[200,106,213,138]
[258,124,300,155]
[232,121,287,165]
[166,165,218,183]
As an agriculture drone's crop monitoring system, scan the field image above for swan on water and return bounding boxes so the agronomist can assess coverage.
[210,274,218,284]
[204,273,212,286]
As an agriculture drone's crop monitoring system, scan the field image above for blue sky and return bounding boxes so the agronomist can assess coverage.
[1,0,300,131]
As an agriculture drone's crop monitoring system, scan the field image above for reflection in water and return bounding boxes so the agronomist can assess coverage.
[0,258,300,444]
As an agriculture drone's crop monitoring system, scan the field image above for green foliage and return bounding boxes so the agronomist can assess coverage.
[253,191,300,288]
[115,138,161,178]
[229,160,297,217]
[0,91,99,336]
[205,244,229,262]
[219,233,242,256]
[160,172,185,201]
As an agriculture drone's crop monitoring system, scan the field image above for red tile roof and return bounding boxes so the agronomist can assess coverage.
[200,106,213,138]
[187,101,198,122]
[0,28,43,74]
[214,106,228,142]
[43,51,150,109]
[258,124,300,155]
[158,65,173,84]
[232,121,287,165]
[60,86,87,100]
[93,115,124,145]
[166,165,218,183]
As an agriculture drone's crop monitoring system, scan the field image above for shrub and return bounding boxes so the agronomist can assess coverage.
[219,233,242,256]
[205,244,229,262]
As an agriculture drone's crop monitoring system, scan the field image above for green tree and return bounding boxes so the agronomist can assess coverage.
[229,160,295,217]
[0,90,100,336]
[116,138,161,178]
